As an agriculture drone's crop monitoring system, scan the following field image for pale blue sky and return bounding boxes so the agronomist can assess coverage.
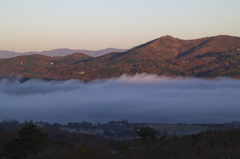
[0,0,240,52]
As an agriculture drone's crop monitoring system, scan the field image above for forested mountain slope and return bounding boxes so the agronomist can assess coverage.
[1,35,240,81]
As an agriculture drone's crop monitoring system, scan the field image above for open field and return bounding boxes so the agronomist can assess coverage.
[148,124,205,131]
[61,128,104,135]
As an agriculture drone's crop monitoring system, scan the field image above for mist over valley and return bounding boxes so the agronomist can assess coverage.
[1,74,239,124]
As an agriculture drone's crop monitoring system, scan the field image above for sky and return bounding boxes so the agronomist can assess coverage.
[0,0,240,52]
[1,74,240,124]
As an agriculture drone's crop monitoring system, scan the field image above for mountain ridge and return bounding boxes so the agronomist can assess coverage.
[1,35,240,81]
[0,48,128,59]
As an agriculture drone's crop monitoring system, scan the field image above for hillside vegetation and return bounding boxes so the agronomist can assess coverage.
[1,35,240,80]
[1,121,240,159]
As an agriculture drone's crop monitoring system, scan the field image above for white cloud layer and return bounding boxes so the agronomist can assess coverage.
[0,74,240,124]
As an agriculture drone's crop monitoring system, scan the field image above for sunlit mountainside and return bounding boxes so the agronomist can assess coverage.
[1,35,240,81]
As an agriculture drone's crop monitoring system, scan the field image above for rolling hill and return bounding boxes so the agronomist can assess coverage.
[0,48,128,59]
[1,35,240,81]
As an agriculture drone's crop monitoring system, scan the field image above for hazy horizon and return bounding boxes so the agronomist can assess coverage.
[0,47,128,54]
[1,35,239,53]
[1,0,240,52]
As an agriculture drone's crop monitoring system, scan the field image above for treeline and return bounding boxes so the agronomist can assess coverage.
[1,48,240,81]
[0,119,139,139]
[0,120,240,158]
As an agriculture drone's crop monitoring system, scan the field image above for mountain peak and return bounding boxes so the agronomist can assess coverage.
[121,35,240,61]
[160,35,175,39]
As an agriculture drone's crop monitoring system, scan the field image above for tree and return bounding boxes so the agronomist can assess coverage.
[0,123,5,132]
[3,122,48,159]
[137,125,157,143]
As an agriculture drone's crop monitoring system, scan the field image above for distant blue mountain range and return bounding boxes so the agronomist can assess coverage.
[0,48,128,58]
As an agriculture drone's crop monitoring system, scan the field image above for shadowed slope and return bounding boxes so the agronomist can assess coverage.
[1,35,240,80]
[118,35,240,61]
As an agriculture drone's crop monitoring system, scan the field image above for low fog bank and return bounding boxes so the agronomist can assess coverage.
[0,74,240,124]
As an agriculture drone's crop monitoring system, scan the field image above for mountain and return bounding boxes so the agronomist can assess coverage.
[0,53,90,78]
[1,35,240,80]
[0,48,128,59]
[105,35,240,61]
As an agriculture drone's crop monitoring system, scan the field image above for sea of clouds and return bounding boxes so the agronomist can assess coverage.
[0,74,240,124]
